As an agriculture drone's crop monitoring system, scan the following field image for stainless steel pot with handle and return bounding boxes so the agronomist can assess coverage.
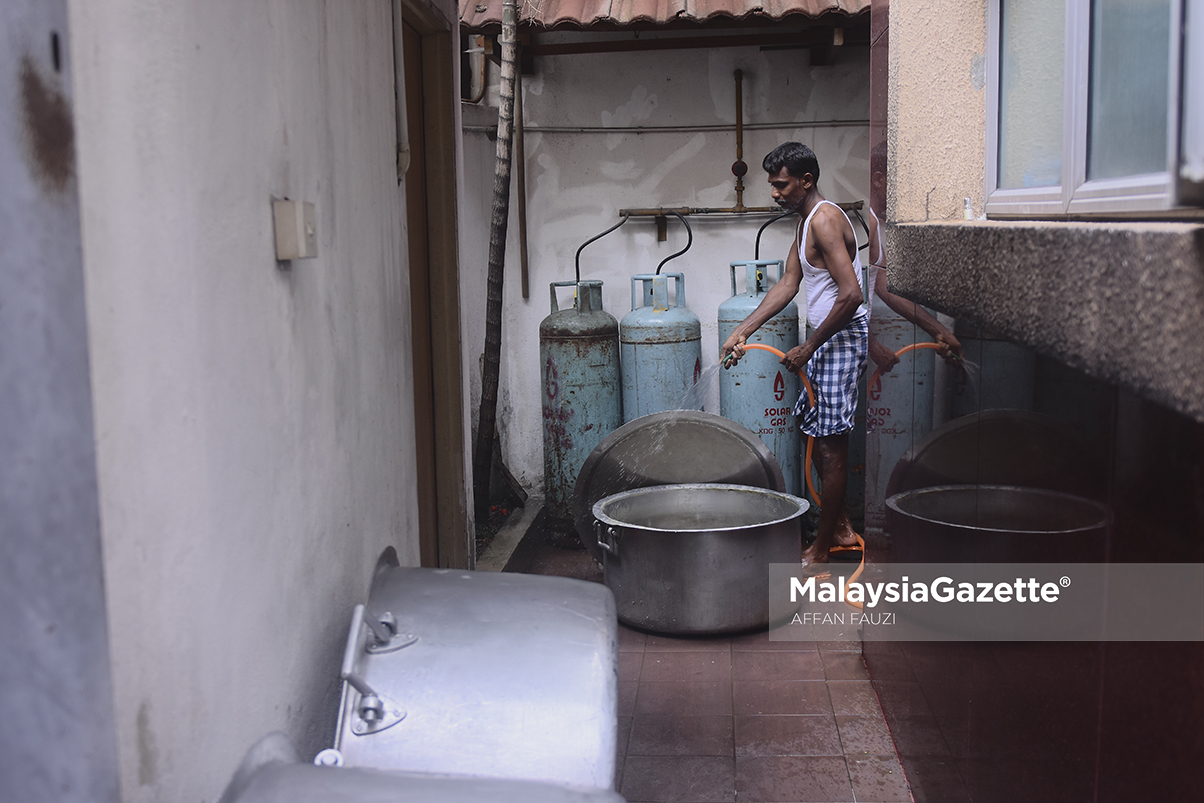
[593,483,808,635]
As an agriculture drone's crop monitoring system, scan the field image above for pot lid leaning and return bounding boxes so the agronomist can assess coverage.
[573,410,786,563]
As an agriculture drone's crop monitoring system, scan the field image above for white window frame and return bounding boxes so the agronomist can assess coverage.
[986,0,1200,217]
[1181,0,1204,204]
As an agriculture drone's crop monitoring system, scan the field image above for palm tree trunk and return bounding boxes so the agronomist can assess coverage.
[472,0,518,525]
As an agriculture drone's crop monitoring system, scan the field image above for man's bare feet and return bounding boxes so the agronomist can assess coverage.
[833,519,860,549]
[803,518,862,568]
[801,543,829,566]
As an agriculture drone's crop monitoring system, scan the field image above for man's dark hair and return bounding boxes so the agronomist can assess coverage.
[763,142,820,183]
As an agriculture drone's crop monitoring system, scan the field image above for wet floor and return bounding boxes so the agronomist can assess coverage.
[520,543,914,803]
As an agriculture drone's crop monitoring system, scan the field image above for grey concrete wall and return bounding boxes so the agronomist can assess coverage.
[0,2,121,800]
[61,0,462,799]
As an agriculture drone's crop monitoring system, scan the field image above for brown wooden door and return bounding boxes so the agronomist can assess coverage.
[403,18,438,566]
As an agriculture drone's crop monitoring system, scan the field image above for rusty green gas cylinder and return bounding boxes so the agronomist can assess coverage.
[540,280,621,532]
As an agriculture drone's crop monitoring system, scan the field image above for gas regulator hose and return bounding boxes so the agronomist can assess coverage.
[729,343,820,506]
[728,341,947,511]
[866,342,951,404]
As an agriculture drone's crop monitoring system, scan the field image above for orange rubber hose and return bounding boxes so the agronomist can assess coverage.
[736,341,946,510]
[867,342,946,400]
[733,340,943,611]
[739,343,821,507]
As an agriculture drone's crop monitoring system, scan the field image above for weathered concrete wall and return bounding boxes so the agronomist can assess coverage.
[461,42,871,495]
[888,0,987,221]
[887,220,1204,422]
[65,1,452,799]
[1,2,121,799]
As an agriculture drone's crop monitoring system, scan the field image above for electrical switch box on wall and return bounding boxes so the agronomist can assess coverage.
[272,199,318,260]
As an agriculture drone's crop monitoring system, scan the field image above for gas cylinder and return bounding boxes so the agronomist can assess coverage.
[718,260,801,496]
[864,294,936,541]
[540,280,622,532]
[950,321,1036,418]
[620,273,702,423]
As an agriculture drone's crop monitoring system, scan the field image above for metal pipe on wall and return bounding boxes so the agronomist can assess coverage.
[617,201,863,217]
[463,36,489,105]
[516,61,529,298]
[733,69,747,210]
[392,0,411,179]
[461,120,870,135]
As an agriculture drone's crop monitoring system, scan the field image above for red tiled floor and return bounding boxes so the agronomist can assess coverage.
[732,649,825,681]
[646,634,732,653]
[734,715,843,757]
[733,680,834,716]
[518,543,915,802]
[628,715,734,756]
[618,626,649,652]
[619,650,644,681]
[635,681,734,717]
[621,755,735,803]
[835,715,898,756]
[847,755,911,802]
[640,651,732,683]
[819,650,872,680]
[735,755,855,802]
[618,681,639,717]
[730,628,822,652]
[827,681,886,717]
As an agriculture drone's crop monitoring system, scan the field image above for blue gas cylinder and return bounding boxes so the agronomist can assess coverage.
[540,280,622,531]
[864,294,936,541]
[718,261,801,496]
[620,273,703,423]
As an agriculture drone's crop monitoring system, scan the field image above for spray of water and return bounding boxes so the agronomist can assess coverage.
[618,364,724,464]
[675,363,721,412]
[952,357,982,405]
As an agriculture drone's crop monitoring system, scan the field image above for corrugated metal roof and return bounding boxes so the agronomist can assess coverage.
[460,0,868,32]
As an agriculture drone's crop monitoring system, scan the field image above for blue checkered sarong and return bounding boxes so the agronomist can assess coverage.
[793,316,869,437]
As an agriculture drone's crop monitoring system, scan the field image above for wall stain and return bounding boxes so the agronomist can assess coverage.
[136,700,158,786]
[20,55,75,193]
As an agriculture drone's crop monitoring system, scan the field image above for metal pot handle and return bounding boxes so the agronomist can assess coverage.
[594,520,620,557]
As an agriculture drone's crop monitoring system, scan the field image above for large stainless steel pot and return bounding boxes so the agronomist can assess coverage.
[885,484,1109,564]
[593,483,808,635]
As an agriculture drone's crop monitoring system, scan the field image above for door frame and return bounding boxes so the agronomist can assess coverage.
[399,0,469,567]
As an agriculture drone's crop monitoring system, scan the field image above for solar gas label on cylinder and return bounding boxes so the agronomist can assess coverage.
[540,280,622,533]
[718,260,801,496]
[864,295,936,541]
[620,272,702,423]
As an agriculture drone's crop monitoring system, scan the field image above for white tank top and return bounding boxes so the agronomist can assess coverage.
[864,208,884,319]
[797,200,869,329]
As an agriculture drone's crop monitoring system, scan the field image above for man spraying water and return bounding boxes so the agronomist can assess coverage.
[721,143,867,569]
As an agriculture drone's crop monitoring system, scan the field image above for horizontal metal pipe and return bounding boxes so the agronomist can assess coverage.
[617,201,863,218]
[462,120,869,135]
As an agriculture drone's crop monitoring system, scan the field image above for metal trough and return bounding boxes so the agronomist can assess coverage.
[593,483,807,635]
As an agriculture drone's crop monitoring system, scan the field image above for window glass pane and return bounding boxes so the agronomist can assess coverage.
[999,0,1065,188]
[1088,0,1171,180]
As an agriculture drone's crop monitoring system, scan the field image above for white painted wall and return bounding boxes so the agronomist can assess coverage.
[460,42,871,496]
[66,1,454,800]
